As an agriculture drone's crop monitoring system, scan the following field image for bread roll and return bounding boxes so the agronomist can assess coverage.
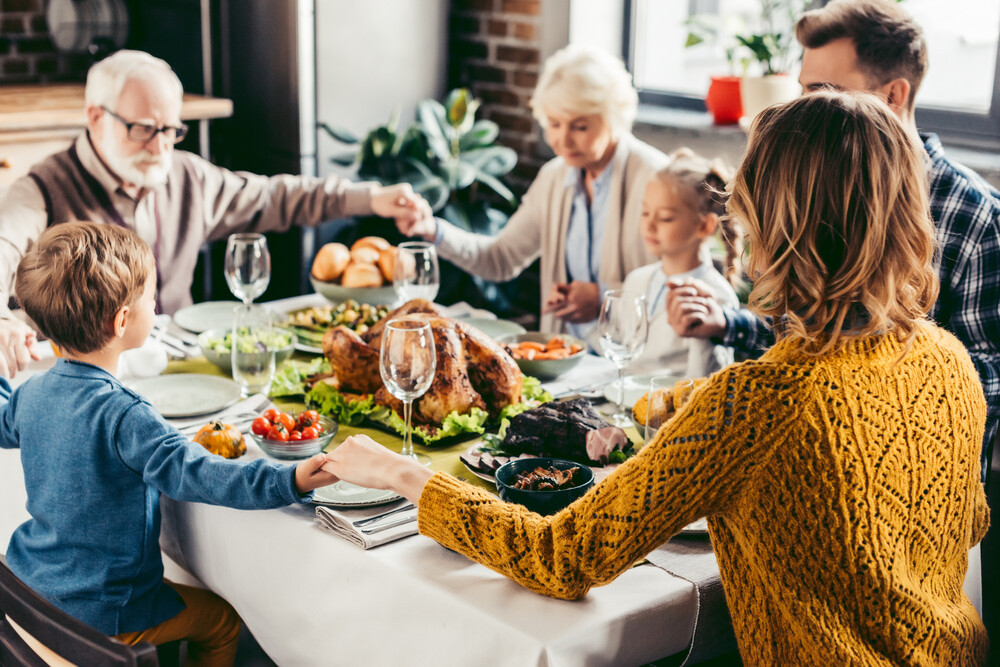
[340,262,384,288]
[351,236,391,253]
[349,246,380,265]
[377,246,398,282]
[312,243,350,282]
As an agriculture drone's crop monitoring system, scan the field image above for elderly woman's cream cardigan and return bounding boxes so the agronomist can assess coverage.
[435,134,667,336]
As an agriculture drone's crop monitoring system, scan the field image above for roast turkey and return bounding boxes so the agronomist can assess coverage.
[321,300,523,425]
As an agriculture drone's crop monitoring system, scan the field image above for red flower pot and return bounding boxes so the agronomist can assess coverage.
[705,76,743,125]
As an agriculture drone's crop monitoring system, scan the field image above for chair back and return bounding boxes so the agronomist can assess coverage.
[0,555,158,667]
[983,427,1000,666]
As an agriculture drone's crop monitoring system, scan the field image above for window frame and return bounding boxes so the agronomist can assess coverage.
[622,0,1000,149]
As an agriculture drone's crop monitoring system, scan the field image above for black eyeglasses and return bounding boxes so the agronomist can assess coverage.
[102,106,189,144]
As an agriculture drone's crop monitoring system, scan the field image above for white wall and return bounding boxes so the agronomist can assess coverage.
[314,0,450,179]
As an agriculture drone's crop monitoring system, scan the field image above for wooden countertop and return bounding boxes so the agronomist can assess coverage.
[0,84,233,132]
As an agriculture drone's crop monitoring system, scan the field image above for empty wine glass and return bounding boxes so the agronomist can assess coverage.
[394,242,440,305]
[225,233,271,305]
[644,376,694,443]
[379,318,437,465]
[598,290,648,427]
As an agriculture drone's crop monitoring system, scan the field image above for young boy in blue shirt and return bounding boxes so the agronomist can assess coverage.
[1,221,336,665]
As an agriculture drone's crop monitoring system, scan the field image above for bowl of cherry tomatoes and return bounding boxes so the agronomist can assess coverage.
[248,409,338,460]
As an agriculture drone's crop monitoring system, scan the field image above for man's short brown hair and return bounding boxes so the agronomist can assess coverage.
[796,0,928,110]
[15,222,155,354]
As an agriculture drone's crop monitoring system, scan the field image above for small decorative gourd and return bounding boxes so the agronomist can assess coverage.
[192,421,246,458]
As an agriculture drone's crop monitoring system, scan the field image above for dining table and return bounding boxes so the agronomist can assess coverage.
[0,292,703,666]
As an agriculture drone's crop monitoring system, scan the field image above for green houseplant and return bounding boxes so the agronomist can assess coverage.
[321,88,518,236]
[320,89,523,311]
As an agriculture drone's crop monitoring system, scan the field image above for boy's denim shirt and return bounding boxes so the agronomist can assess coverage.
[0,359,310,635]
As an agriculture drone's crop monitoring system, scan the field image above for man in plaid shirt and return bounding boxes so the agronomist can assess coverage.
[666,0,1000,461]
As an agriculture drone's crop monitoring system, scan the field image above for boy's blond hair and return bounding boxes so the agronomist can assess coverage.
[16,222,155,354]
[730,91,938,355]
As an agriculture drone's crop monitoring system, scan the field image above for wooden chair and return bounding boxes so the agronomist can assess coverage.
[0,555,159,666]
[983,426,1000,667]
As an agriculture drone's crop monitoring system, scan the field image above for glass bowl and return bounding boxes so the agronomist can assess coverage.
[248,414,338,460]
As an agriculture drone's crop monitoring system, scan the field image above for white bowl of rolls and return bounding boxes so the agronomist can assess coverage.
[309,236,400,305]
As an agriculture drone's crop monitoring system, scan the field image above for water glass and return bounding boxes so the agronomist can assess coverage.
[644,376,694,443]
[225,233,271,305]
[379,318,436,465]
[394,242,440,304]
[598,290,648,426]
[231,305,276,398]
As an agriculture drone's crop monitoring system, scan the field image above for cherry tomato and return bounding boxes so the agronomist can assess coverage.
[275,412,296,433]
[297,410,320,429]
[288,429,303,442]
[262,408,281,423]
[300,426,318,441]
[251,417,271,437]
[266,424,288,442]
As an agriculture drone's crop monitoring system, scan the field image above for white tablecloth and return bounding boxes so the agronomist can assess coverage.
[0,298,700,666]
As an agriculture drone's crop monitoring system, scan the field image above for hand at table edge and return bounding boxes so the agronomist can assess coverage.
[322,434,434,505]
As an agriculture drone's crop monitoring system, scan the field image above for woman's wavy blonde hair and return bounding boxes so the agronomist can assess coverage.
[729,90,938,354]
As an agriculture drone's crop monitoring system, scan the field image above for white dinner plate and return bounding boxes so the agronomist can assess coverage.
[463,318,526,340]
[312,481,402,508]
[173,301,241,333]
[129,373,242,418]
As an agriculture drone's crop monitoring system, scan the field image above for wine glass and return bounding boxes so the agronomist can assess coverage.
[379,319,437,465]
[598,290,648,427]
[225,233,271,305]
[644,376,694,443]
[394,242,440,305]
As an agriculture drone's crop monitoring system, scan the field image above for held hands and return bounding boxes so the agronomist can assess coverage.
[294,454,339,495]
[0,318,41,379]
[371,183,434,233]
[321,434,434,504]
[543,281,601,323]
[664,278,727,340]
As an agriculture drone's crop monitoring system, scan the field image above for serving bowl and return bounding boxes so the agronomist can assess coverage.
[248,414,338,460]
[496,332,587,380]
[310,275,398,306]
[197,327,296,373]
[494,457,595,516]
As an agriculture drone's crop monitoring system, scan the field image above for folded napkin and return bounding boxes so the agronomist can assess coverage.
[315,501,419,549]
[167,393,274,431]
[646,534,738,666]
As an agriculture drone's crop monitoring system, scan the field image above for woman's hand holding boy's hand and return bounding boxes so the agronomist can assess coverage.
[0,318,41,379]
[294,454,339,495]
[543,281,600,323]
[322,435,434,505]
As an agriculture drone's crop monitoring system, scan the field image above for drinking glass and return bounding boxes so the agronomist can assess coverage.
[379,318,437,465]
[598,290,648,427]
[231,305,277,398]
[225,233,271,305]
[394,242,440,305]
[644,376,694,443]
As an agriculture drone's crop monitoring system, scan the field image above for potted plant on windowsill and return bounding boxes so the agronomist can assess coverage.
[687,0,806,124]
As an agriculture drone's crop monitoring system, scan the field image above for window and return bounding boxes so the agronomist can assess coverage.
[623,0,1000,146]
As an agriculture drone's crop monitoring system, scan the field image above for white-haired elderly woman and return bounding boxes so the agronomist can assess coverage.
[399,44,667,345]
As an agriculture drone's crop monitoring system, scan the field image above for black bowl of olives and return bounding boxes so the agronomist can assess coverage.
[494,457,595,516]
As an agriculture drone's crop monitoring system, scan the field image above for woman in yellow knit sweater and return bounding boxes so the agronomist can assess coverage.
[323,91,990,666]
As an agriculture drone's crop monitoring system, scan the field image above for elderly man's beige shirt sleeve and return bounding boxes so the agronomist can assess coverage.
[182,153,377,242]
[0,178,48,319]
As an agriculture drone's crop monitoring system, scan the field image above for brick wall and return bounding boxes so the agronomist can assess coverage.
[449,0,549,194]
[0,0,90,83]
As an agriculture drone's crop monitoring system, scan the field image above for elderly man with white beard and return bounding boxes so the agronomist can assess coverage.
[0,50,430,378]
